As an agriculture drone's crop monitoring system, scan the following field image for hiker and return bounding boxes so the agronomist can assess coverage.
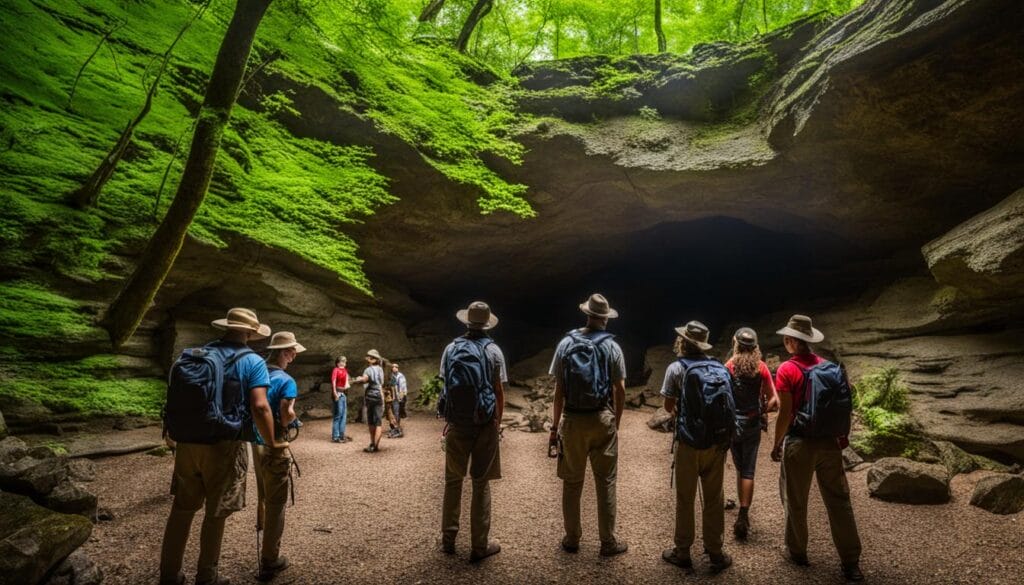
[439,301,506,562]
[771,315,863,582]
[723,327,779,539]
[159,308,279,585]
[548,293,628,557]
[351,350,386,453]
[382,357,400,437]
[660,321,735,574]
[253,331,305,581]
[331,356,351,443]
[387,363,407,438]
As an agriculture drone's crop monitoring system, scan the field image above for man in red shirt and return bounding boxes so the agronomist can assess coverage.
[331,356,351,443]
[771,315,863,582]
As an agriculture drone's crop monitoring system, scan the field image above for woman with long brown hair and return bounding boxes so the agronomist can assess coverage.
[724,327,779,539]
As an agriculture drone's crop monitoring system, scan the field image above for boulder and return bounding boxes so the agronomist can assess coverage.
[65,459,95,483]
[43,479,99,519]
[647,407,674,433]
[0,456,67,496]
[41,550,103,585]
[933,440,977,476]
[0,491,92,585]
[842,447,864,471]
[867,457,951,504]
[0,436,28,464]
[521,400,551,433]
[969,474,1024,515]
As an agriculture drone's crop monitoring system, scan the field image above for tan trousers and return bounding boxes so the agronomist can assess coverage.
[781,436,862,564]
[159,441,248,583]
[442,423,501,552]
[557,409,619,546]
[253,444,292,563]
[673,442,727,556]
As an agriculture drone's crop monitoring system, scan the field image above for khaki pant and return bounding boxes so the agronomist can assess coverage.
[557,409,619,546]
[159,441,248,583]
[385,398,399,428]
[253,444,292,563]
[673,441,727,556]
[442,423,501,552]
[781,436,862,564]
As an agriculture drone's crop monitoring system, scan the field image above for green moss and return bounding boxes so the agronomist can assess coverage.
[855,366,909,412]
[415,375,443,408]
[851,367,923,459]
[0,281,102,341]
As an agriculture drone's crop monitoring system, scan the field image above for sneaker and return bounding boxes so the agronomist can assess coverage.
[599,540,628,557]
[257,555,289,582]
[709,552,733,573]
[560,537,579,553]
[733,514,749,540]
[363,445,376,453]
[332,437,341,443]
[842,563,865,582]
[661,548,693,569]
[469,541,501,562]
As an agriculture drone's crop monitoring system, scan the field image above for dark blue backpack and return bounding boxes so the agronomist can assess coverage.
[561,330,614,411]
[164,344,254,444]
[792,361,852,438]
[441,337,496,426]
[675,358,737,449]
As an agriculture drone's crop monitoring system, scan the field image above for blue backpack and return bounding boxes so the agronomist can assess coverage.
[792,361,852,438]
[561,330,614,411]
[675,358,737,449]
[164,344,254,444]
[441,337,497,426]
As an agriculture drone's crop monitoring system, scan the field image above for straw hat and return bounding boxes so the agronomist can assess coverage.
[776,314,825,343]
[266,331,306,353]
[456,301,498,330]
[579,293,618,319]
[675,320,713,351]
[211,308,270,339]
[734,327,758,348]
[366,349,383,360]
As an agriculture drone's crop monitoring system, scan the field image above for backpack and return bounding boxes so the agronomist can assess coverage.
[164,344,254,444]
[440,337,497,426]
[792,361,852,438]
[560,330,614,412]
[675,358,737,449]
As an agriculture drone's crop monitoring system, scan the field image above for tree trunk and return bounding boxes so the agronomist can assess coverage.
[654,0,666,52]
[455,0,493,53]
[418,0,446,22]
[103,0,273,349]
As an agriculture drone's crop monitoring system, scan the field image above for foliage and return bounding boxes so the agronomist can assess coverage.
[0,281,103,341]
[416,375,445,408]
[851,366,921,459]
[854,366,909,413]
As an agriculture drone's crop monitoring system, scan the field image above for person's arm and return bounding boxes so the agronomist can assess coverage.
[771,392,792,462]
[331,369,340,402]
[250,386,284,447]
[494,367,505,429]
[612,378,625,429]
[279,398,297,427]
[550,378,564,441]
[762,365,779,413]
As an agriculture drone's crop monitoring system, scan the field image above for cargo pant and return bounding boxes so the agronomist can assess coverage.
[442,423,501,553]
[780,436,862,564]
[253,444,293,564]
[672,441,727,556]
[159,440,248,584]
[557,409,619,547]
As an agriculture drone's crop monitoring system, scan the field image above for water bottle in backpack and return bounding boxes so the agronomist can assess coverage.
[675,358,737,449]
[792,361,852,438]
[164,344,255,444]
[560,330,614,412]
[441,337,497,425]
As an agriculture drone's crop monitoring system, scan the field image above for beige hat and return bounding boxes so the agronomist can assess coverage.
[366,349,383,360]
[456,301,498,330]
[211,307,270,339]
[579,293,618,319]
[675,320,713,351]
[776,314,825,343]
[266,331,306,352]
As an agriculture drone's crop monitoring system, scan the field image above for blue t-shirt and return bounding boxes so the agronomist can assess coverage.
[254,367,298,445]
[208,341,271,404]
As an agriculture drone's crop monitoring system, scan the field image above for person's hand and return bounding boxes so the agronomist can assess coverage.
[770,443,783,462]
[767,397,780,413]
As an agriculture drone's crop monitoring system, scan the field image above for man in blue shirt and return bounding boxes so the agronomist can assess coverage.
[160,308,280,585]
[252,331,304,581]
[388,363,407,438]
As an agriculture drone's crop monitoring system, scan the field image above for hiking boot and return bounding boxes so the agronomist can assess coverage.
[787,550,810,567]
[469,541,501,562]
[441,535,456,554]
[599,540,628,557]
[709,553,733,573]
[159,572,185,585]
[196,576,230,585]
[661,548,693,570]
[257,556,289,582]
[560,536,579,553]
[842,563,865,582]
[733,513,749,540]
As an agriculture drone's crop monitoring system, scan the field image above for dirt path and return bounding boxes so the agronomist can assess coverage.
[82,411,1022,584]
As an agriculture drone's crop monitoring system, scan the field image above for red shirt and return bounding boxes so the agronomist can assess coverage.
[775,353,824,424]
[331,366,348,390]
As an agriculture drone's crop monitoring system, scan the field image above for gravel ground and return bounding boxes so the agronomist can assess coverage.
[82,411,1023,584]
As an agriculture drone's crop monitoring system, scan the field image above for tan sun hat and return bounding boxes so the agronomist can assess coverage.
[675,320,713,351]
[456,301,498,330]
[366,349,383,360]
[266,331,306,353]
[776,314,825,343]
[579,293,618,319]
[211,307,270,339]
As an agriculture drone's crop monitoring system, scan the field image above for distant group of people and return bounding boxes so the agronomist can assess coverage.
[330,351,408,450]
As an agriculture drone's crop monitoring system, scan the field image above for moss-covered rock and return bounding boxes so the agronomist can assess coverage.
[0,491,93,585]
[969,474,1024,515]
[933,440,978,476]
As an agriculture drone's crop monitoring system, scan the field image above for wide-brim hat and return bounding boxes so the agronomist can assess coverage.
[734,327,758,348]
[675,320,713,351]
[456,301,498,330]
[366,349,383,360]
[211,307,270,339]
[266,331,306,353]
[776,314,825,343]
[579,293,618,319]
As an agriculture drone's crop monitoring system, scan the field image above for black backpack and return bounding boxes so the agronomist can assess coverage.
[164,344,254,444]
[675,358,737,449]
[792,361,852,438]
[440,337,497,425]
[560,330,614,411]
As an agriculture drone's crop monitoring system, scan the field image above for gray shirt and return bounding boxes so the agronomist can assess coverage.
[548,329,626,385]
[439,336,508,383]
[363,365,384,402]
